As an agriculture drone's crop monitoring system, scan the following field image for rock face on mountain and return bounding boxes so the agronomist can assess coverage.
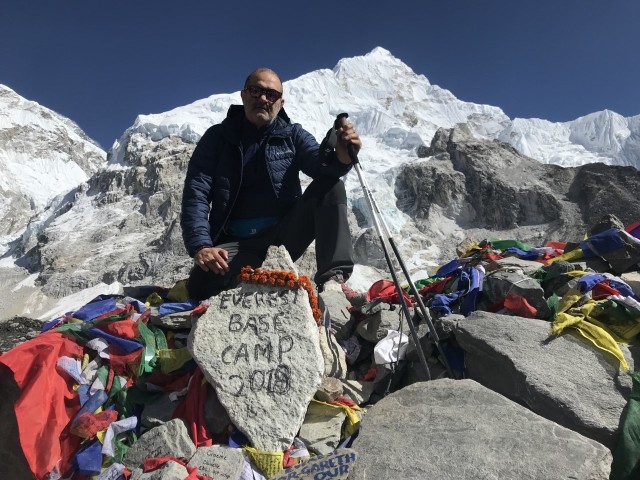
[396,125,640,260]
[29,134,194,298]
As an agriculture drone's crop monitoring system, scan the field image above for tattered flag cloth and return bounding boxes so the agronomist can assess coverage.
[626,221,640,240]
[367,279,412,305]
[611,370,640,480]
[580,228,635,258]
[172,367,214,447]
[0,332,83,479]
[551,288,631,371]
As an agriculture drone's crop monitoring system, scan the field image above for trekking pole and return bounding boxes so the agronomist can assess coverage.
[336,113,454,380]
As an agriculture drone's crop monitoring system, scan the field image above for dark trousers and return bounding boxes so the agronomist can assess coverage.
[186,176,354,300]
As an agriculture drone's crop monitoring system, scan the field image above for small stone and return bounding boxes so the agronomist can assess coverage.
[141,393,179,429]
[456,236,478,257]
[204,384,231,435]
[484,267,551,319]
[488,256,545,273]
[340,380,374,405]
[150,310,193,330]
[187,445,245,480]
[130,461,189,480]
[318,289,354,341]
[355,305,402,343]
[315,376,343,403]
[621,271,640,298]
[317,326,347,379]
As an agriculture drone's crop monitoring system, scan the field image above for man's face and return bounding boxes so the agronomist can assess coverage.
[241,71,284,128]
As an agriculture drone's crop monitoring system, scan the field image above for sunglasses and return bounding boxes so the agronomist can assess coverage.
[243,85,283,103]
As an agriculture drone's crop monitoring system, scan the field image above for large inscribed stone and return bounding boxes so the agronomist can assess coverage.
[188,281,324,451]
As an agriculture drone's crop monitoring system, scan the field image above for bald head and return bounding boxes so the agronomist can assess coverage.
[244,68,282,90]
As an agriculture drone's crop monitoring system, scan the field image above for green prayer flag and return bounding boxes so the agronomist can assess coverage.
[611,371,640,479]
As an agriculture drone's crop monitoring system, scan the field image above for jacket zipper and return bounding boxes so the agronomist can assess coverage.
[215,144,244,241]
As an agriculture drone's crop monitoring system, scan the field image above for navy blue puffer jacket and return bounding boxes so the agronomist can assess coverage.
[180,105,351,257]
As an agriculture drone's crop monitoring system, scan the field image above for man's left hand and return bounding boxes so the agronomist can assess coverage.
[336,122,362,164]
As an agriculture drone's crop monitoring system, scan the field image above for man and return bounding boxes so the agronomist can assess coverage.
[181,68,362,300]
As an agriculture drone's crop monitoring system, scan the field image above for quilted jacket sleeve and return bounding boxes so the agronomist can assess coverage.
[292,124,352,179]
[180,126,218,257]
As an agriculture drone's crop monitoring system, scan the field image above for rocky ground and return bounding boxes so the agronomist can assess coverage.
[0,317,42,353]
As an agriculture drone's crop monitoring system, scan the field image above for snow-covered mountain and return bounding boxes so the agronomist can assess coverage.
[0,85,106,255]
[1,47,640,322]
[499,110,640,167]
[111,47,639,170]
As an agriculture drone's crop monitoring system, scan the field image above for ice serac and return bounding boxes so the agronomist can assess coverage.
[188,250,324,451]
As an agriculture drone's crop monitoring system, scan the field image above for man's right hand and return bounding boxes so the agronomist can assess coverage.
[194,247,230,274]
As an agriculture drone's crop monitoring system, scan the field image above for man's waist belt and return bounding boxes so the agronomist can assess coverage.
[226,216,279,238]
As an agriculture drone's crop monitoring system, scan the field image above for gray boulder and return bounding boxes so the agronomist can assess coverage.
[340,379,374,405]
[123,419,196,469]
[452,311,632,447]
[488,256,544,273]
[350,379,612,480]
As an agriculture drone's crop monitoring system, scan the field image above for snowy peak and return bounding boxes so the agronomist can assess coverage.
[0,85,103,152]
[568,109,630,156]
[334,47,431,95]
[0,84,106,252]
[109,48,512,167]
[498,109,640,167]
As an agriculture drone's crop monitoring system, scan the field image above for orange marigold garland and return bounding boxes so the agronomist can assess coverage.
[238,266,323,325]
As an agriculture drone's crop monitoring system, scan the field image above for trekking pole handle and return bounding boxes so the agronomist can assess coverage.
[335,113,360,165]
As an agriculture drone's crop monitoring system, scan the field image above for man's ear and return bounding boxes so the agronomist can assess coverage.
[280,97,285,107]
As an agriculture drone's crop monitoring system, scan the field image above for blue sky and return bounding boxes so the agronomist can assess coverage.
[2,1,639,149]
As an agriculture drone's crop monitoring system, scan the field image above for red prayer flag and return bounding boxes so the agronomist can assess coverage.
[0,332,84,479]
[504,292,537,318]
[172,368,213,447]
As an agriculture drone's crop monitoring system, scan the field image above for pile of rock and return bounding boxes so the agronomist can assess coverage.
[2,226,640,478]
